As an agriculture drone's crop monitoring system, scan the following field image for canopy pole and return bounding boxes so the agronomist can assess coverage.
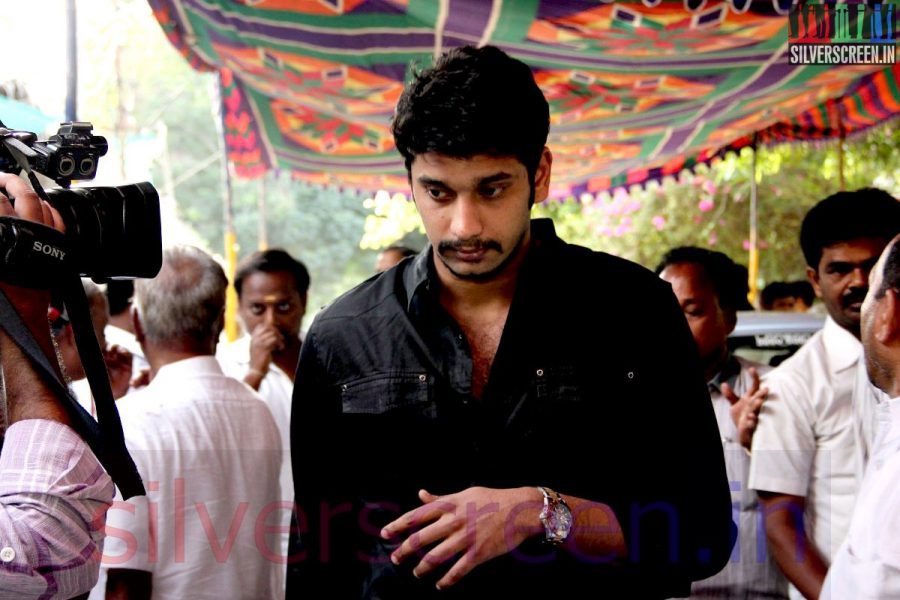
[213,76,240,342]
[748,137,760,308]
[258,175,268,251]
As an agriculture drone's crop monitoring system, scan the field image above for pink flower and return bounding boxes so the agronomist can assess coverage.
[651,215,666,231]
[621,216,633,227]
[702,180,717,195]
[742,239,751,250]
[698,199,714,212]
[708,232,718,246]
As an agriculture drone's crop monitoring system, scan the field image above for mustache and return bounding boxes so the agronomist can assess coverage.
[438,238,502,254]
[842,288,868,306]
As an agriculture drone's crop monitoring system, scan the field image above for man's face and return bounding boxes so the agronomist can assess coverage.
[861,238,897,393]
[808,237,887,338]
[409,150,551,282]
[660,262,736,368]
[238,271,306,344]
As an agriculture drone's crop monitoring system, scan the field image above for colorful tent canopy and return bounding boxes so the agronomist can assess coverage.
[148,0,900,197]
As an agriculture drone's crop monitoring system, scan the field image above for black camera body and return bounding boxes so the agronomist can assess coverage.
[0,121,161,282]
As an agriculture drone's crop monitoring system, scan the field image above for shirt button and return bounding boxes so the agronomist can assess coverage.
[418,374,427,382]
[536,369,544,377]
[0,547,15,562]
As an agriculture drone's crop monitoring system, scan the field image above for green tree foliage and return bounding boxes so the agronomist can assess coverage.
[74,0,377,315]
[533,124,900,287]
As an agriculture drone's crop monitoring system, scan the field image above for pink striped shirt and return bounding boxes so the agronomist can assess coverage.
[0,419,114,599]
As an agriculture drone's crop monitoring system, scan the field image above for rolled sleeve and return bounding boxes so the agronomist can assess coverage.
[0,419,114,598]
[749,374,816,497]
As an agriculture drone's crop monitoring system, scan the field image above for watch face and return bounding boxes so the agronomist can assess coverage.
[546,504,573,540]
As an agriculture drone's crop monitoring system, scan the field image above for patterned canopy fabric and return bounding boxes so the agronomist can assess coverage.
[148,0,899,196]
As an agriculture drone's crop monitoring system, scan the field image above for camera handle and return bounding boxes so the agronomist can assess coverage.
[0,280,145,499]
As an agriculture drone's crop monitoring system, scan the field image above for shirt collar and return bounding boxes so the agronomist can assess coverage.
[884,396,900,436]
[153,355,223,383]
[708,353,742,393]
[822,315,862,373]
[401,218,560,313]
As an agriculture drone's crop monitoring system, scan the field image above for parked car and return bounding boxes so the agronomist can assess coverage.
[729,310,826,366]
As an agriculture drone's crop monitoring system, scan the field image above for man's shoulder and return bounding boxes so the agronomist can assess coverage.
[766,328,828,383]
[547,238,669,297]
[313,270,399,325]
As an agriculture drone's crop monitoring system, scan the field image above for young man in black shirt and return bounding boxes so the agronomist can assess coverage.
[287,45,734,599]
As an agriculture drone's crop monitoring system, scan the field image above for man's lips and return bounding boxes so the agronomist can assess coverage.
[451,247,488,261]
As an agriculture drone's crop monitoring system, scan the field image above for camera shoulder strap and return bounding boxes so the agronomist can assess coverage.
[0,276,145,499]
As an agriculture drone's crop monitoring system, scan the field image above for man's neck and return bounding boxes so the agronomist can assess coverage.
[109,312,135,334]
[272,337,302,380]
[704,346,730,385]
[144,343,214,377]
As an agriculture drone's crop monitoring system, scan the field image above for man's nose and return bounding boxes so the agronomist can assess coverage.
[450,195,484,240]
[850,266,868,287]
[264,306,277,325]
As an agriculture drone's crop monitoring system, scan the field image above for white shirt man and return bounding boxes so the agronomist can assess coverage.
[749,316,861,598]
[93,356,283,600]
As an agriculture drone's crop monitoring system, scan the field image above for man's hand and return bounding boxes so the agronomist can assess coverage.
[722,367,768,450]
[0,173,65,324]
[380,487,543,590]
[0,173,69,425]
[245,322,284,389]
[104,344,133,400]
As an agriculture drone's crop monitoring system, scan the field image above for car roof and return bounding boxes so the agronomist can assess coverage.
[730,310,825,337]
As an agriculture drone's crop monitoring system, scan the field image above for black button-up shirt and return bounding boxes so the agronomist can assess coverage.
[288,219,734,599]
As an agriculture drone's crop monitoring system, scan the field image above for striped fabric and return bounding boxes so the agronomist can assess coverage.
[0,419,114,600]
[145,0,898,196]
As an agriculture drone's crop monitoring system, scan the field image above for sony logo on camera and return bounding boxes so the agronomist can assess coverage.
[32,240,66,261]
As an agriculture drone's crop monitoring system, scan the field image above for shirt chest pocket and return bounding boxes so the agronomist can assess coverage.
[339,371,436,418]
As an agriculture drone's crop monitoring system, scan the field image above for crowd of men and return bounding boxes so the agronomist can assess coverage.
[1,44,900,600]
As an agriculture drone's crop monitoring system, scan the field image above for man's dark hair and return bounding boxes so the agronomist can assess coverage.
[875,238,900,299]
[655,246,749,311]
[800,188,900,270]
[234,248,310,297]
[391,45,550,183]
[760,281,790,310]
[106,279,134,316]
[790,280,815,306]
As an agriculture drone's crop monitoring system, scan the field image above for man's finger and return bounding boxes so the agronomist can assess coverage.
[747,367,760,393]
[721,382,739,405]
[0,174,43,222]
[436,546,475,591]
[382,500,450,539]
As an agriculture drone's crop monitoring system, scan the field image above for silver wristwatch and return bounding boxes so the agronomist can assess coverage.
[538,486,573,545]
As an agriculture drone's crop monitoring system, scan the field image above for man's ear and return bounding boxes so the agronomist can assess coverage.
[131,306,145,344]
[806,266,823,299]
[876,289,900,345]
[532,147,553,205]
[724,307,738,335]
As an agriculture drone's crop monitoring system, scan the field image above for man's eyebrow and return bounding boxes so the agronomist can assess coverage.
[477,172,515,185]
[416,176,449,187]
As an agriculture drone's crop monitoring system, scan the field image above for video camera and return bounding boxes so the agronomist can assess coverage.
[0,120,160,498]
[0,120,162,285]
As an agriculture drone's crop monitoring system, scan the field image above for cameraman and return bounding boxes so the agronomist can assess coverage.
[0,173,114,598]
